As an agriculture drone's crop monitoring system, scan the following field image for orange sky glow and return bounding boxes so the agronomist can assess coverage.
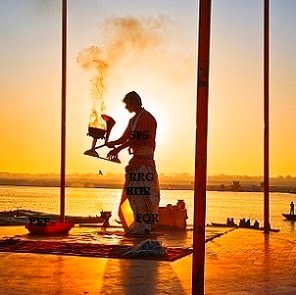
[1,1,295,177]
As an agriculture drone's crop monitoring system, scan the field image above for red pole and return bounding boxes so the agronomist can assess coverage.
[264,0,270,233]
[192,0,212,294]
[60,0,67,222]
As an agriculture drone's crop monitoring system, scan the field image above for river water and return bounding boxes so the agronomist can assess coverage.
[1,185,295,235]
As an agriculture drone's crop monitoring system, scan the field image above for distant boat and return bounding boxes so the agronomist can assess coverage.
[0,209,109,226]
[282,213,296,221]
[210,222,237,228]
[210,222,280,232]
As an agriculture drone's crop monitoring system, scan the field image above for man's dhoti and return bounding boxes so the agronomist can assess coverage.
[118,156,160,234]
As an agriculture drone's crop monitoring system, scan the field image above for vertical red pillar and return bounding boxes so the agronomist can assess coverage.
[264,0,270,233]
[192,0,212,294]
[60,0,67,222]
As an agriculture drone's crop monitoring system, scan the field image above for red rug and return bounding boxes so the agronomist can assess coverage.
[0,238,192,261]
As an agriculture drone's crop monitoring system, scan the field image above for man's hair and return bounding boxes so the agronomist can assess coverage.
[123,91,142,106]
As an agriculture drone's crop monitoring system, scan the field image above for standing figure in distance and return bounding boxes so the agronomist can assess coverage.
[107,91,160,235]
[290,201,295,215]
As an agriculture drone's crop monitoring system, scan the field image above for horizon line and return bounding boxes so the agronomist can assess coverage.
[0,171,295,178]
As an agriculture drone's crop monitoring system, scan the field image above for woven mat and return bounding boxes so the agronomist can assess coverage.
[0,239,192,261]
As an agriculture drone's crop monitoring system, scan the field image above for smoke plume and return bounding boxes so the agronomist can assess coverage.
[77,16,167,128]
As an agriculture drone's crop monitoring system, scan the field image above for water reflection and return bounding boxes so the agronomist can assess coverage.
[289,221,295,232]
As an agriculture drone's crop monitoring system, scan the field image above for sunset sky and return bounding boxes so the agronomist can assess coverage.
[0,0,295,177]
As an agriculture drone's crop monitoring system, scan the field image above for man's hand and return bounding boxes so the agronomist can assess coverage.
[107,148,119,160]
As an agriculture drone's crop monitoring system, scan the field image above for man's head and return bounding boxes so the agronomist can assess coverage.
[123,91,142,113]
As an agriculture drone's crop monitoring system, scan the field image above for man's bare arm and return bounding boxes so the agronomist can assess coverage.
[106,125,131,147]
[107,140,130,159]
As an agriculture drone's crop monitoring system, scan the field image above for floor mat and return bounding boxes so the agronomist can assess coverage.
[0,238,192,261]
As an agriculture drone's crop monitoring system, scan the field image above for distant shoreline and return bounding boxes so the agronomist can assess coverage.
[1,172,296,193]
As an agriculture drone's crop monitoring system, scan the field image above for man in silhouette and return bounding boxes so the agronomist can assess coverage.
[290,201,294,215]
[107,91,160,234]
